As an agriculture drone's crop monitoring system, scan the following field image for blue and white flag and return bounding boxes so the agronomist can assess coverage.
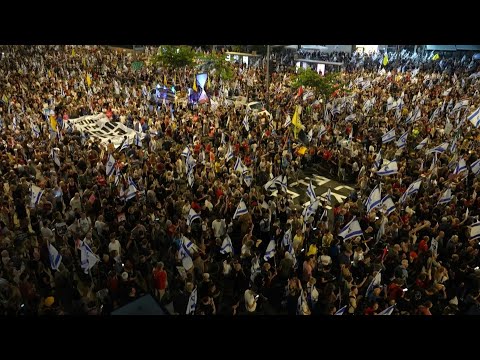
[399,179,422,203]
[234,157,245,173]
[80,241,100,274]
[282,228,292,248]
[318,124,327,138]
[30,184,44,207]
[264,175,280,191]
[405,107,421,124]
[334,305,347,315]
[380,195,396,215]
[365,185,382,213]
[283,114,291,128]
[469,222,480,241]
[187,208,201,226]
[382,128,396,144]
[264,239,276,261]
[233,200,248,219]
[451,99,469,113]
[326,188,332,204]
[437,188,452,205]
[242,115,249,132]
[220,235,234,255]
[366,270,382,297]
[124,177,138,201]
[186,287,197,315]
[134,133,142,147]
[427,142,449,154]
[377,160,398,176]
[221,132,227,145]
[306,181,316,203]
[374,150,382,170]
[302,200,319,221]
[453,158,467,175]
[225,145,234,163]
[396,131,408,149]
[114,168,121,187]
[415,137,429,150]
[105,154,116,177]
[31,123,40,138]
[306,128,313,142]
[376,217,386,242]
[468,106,480,128]
[319,209,328,223]
[187,168,195,187]
[450,137,458,154]
[244,174,253,187]
[338,216,363,240]
[429,108,440,123]
[186,154,196,174]
[275,175,288,192]
[48,243,62,271]
[50,148,61,167]
[470,159,480,176]
[378,305,395,315]
[345,114,356,121]
[181,146,191,158]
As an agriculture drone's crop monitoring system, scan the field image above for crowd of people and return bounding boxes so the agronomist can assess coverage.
[1,45,480,316]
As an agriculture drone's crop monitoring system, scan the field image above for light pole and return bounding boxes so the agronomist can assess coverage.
[266,45,271,111]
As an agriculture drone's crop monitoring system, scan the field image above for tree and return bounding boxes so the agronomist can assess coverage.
[291,68,343,102]
[198,51,235,81]
[151,45,197,69]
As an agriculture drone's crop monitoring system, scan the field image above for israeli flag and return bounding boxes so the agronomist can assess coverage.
[366,270,382,297]
[307,128,313,142]
[429,108,440,123]
[468,106,480,128]
[306,181,316,203]
[31,123,40,138]
[380,195,396,215]
[234,157,245,173]
[345,114,356,121]
[186,287,197,315]
[326,188,332,203]
[318,124,327,138]
[187,208,201,226]
[275,175,287,192]
[233,200,248,219]
[376,217,386,242]
[396,131,408,149]
[264,175,281,191]
[470,159,480,176]
[124,177,138,201]
[334,305,347,316]
[469,222,480,241]
[338,216,363,241]
[382,129,396,144]
[378,305,395,315]
[225,145,234,163]
[451,99,469,113]
[399,179,422,203]
[405,107,421,124]
[437,188,452,205]
[186,154,197,174]
[242,115,249,132]
[453,158,467,175]
[221,132,226,145]
[377,160,398,176]
[374,150,382,170]
[427,142,449,154]
[105,154,116,177]
[264,239,276,261]
[187,168,195,187]
[442,87,452,97]
[449,138,458,154]
[50,149,61,167]
[365,185,382,213]
[302,200,319,221]
[181,146,191,158]
[80,241,100,274]
[134,133,142,147]
[48,243,62,271]
[244,174,253,187]
[220,235,234,255]
[119,139,130,152]
[30,184,44,207]
[114,168,121,187]
[283,114,291,128]
[282,228,292,248]
[319,209,328,222]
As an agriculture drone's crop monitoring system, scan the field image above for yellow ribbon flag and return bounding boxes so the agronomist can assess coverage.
[382,54,389,66]
[432,53,440,61]
[206,75,211,89]
[71,48,75,57]
[86,74,92,87]
[164,74,167,85]
[82,57,86,67]
[50,115,57,132]
[291,106,302,139]
[192,74,197,92]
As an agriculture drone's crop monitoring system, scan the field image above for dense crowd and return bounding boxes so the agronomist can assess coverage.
[1,45,480,315]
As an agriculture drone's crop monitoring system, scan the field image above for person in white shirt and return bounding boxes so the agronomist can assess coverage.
[211,216,226,239]
[108,236,121,256]
[79,212,91,236]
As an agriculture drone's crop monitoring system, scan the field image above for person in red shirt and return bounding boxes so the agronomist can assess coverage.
[152,262,168,301]
[364,302,379,315]
[417,236,429,254]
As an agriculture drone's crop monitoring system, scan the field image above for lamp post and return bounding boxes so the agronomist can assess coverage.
[266,45,271,111]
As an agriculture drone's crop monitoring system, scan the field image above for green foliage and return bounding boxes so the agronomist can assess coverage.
[198,52,235,81]
[291,68,342,100]
[151,45,196,69]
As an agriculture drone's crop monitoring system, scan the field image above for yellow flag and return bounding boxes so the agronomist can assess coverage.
[71,48,75,57]
[164,74,167,85]
[86,74,92,87]
[48,70,52,78]
[50,115,57,132]
[192,74,197,92]
[291,106,302,139]
[207,75,211,89]
[432,53,440,61]
[82,57,86,67]
[383,54,389,66]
